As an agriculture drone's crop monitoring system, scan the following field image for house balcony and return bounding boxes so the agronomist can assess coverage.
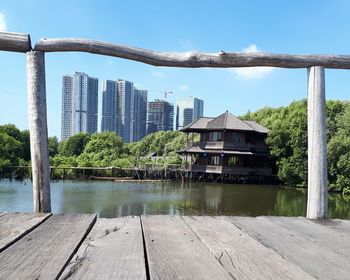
[190,164,272,175]
[197,141,268,153]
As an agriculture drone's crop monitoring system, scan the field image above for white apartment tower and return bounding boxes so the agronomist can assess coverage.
[61,72,98,140]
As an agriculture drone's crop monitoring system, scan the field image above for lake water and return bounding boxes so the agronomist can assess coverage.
[0,180,349,219]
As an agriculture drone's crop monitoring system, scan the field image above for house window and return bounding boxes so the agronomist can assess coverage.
[228,156,239,167]
[229,132,243,144]
[210,155,220,165]
[209,132,222,141]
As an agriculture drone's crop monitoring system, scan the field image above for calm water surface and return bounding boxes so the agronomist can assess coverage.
[0,180,349,219]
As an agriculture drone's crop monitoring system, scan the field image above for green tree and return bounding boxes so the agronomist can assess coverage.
[48,136,59,157]
[58,132,91,156]
[0,124,22,141]
[0,132,23,167]
[77,132,124,167]
[20,130,31,161]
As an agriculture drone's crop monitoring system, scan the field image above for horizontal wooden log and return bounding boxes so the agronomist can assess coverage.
[0,32,31,52]
[35,38,350,69]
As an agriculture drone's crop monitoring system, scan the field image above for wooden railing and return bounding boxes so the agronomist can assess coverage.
[198,141,268,152]
[0,31,330,218]
[191,165,272,175]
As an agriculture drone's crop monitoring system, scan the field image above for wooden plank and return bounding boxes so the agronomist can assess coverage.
[141,215,231,280]
[315,219,350,235]
[0,212,51,252]
[227,216,350,280]
[261,216,350,259]
[0,214,96,280]
[307,66,328,219]
[59,216,146,280]
[182,216,314,280]
[0,31,31,52]
[27,51,51,212]
[35,38,350,69]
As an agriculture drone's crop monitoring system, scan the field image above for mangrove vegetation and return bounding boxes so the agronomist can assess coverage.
[1,99,350,193]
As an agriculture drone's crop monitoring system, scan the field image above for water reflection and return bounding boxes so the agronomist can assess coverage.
[0,180,349,219]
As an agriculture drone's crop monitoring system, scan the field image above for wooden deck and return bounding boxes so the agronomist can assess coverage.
[0,213,349,279]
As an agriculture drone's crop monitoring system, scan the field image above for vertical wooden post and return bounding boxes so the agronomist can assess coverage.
[27,51,51,213]
[307,66,327,219]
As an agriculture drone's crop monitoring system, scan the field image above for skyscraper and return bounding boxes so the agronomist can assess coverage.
[193,97,204,121]
[133,89,148,142]
[183,108,194,127]
[101,80,118,133]
[176,96,204,129]
[117,79,134,143]
[87,77,98,134]
[61,72,98,140]
[61,75,73,141]
[147,99,174,134]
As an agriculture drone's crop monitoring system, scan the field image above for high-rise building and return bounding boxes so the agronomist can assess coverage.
[61,72,98,140]
[61,75,74,141]
[193,97,204,121]
[183,108,194,127]
[133,89,148,142]
[87,77,99,134]
[175,105,180,130]
[101,80,118,133]
[176,96,204,129]
[117,79,134,143]
[147,99,174,134]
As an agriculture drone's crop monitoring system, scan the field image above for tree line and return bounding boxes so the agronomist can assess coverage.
[243,99,350,193]
[1,99,350,192]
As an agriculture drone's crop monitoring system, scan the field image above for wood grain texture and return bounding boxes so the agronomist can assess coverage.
[0,212,51,252]
[27,51,51,212]
[182,216,314,280]
[0,32,31,52]
[0,214,96,280]
[307,66,328,219]
[261,216,350,259]
[227,216,350,280]
[35,38,350,69]
[141,215,231,280]
[59,216,146,280]
[314,219,350,235]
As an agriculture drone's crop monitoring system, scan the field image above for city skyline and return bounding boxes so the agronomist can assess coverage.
[63,72,202,142]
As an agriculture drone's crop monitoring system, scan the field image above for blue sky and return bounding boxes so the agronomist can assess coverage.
[1,0,350,137]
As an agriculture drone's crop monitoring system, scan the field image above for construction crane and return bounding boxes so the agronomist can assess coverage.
[147,89,174,102]
[163,90,173,101]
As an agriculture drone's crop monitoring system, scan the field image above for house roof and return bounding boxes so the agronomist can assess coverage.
[177,146,266,156]
[181,111,269,133]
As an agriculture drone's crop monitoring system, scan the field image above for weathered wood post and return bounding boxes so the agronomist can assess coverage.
[27,51,51,213]
[307,66,327,219]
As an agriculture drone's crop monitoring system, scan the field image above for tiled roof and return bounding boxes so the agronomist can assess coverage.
[181,111,269,133]
[181,117,214,130]
[177,146,262,155]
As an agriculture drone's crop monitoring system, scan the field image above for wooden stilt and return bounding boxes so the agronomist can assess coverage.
[307,66,328,219]
[27,51,51,213]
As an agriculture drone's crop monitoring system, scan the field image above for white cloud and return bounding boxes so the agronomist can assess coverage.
[0,12,7,31]
[179,84,188,91]
[230,44,274,79]
[178,39,194,50]
[153,71,164,77]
